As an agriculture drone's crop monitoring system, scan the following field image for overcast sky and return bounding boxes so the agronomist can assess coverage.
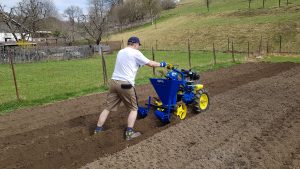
[0,0,89,16]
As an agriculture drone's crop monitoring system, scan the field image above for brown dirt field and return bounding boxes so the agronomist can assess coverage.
[0,62,299,169]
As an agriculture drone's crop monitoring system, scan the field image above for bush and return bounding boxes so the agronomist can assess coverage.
[161,0,177,10]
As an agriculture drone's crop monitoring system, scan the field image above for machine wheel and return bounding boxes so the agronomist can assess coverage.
[193,89,210,113]
[175,102,188,120]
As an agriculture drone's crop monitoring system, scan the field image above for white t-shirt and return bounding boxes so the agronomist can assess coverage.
[112,47,150,85]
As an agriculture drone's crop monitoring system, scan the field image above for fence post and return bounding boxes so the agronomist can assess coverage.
[279,0,281,7]
[227,36,230,52]
[206,0,210,12]
[9,49,20,100]
[248,41,250,59]
[156,40,158,51]
[231,41,235,63]
[188,39,191,68]
[101,47,108,86]
[259,35,262,55]
[152,47,156,76]
[279,35,282,53]
[213,43,216,65]
[121,39,124,48]
[266,40,269,54]
[248,0,251,9]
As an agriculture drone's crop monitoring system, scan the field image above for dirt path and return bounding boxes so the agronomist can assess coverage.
[0,62,298,169]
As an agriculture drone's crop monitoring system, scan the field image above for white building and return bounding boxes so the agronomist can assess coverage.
[0,32,32,42]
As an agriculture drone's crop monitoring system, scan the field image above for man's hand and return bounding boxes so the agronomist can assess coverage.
[160,61,167,67]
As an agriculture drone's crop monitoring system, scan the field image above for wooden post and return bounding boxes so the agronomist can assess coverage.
[156,40,158,51]
[213,43,216,65]
[152,47,156,76]
[266,40,269,54]
[227,36,230,52]
[279,0,281,7]
[188,39,191,68]
[121,39,124,48]
[206,0,210,12]
[279,35,282,53]
[9,49,20,100]
[248,41,250,59]
[231,41,235,63]
[248,0,251,9]
[259,35,262,55]
[101,47,107,86]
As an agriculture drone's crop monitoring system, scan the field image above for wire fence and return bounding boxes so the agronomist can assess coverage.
[0,45,94,64]
[0,35,299,111]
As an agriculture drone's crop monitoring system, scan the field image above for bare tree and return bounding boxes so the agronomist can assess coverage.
[64,6,83,42]
[142,0,162,25]
[161,0,176,10]
[0,0,57,41]
[79,0,111,45]
[110,4,129,32]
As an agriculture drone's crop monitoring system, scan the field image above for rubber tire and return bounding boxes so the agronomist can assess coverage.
[193,89,210,113]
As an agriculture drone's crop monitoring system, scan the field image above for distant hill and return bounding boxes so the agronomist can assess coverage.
[108,0,300,53]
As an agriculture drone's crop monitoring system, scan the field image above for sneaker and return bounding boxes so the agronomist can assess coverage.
[125,130,141,140]
[94,126,103,135]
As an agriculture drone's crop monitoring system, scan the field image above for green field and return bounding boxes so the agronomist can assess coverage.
[0,51,245,114]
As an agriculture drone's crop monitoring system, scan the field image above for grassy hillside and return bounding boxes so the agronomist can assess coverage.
[109,0,300,53]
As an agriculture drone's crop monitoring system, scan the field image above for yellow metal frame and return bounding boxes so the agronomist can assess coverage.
[194,84,204,91]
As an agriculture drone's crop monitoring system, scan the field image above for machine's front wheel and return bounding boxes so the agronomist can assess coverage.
[193,89,210,113]
[175,102,188,120]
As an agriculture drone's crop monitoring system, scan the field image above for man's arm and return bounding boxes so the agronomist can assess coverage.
[146,60,166,67]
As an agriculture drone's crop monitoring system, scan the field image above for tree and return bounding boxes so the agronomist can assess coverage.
[110,4,129,32]
[0,0,57,41]
[161,0,176,10]
[142,0,162,26]
[64,6,83,42]
[78,0,111,45]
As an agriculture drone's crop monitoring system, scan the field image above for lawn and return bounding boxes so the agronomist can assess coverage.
[0,51,244,114]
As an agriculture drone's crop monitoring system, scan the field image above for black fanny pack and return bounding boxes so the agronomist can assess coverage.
[121,84,133,89]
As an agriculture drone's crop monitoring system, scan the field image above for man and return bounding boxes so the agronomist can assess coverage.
[94,36,167,140]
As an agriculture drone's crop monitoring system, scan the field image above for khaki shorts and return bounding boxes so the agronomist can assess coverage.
[105,79,138,112]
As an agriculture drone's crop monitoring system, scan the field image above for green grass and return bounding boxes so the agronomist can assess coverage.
[262,55,300,63]
[109,0,300,52]
[0,51,244,114]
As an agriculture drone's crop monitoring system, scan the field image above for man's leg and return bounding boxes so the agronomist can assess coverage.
[97,109,110,127]
[125,110,141,140]
[127,110,137,128]
[94,80,120,134]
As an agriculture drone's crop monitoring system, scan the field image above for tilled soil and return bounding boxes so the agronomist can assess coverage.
[0,62,299,169]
